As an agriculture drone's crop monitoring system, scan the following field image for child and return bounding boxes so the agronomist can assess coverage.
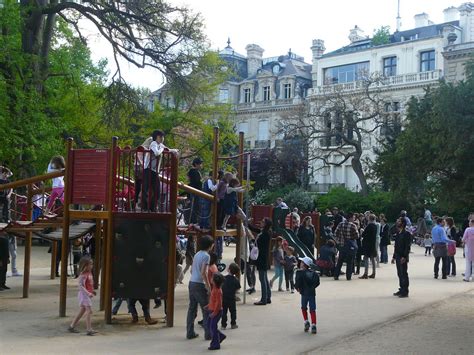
[207,273,226,351]
[295,256,320,335]
[284,246,297,293]
[68,256,97,335]
[221,262,241,330]
[316,239,337,276]
[46,156,65,214]
[270,237,285,291]
[221,178,247,231]
[424,234,432,256]
[198,252,219,327]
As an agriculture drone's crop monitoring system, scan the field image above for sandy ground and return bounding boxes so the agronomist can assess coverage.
[1,241,473,355]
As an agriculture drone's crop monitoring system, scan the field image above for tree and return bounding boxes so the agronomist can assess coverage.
[372,26,391,46]
[281,74,389,196]
[373,62,474,217]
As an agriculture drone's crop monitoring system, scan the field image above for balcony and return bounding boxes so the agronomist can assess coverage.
[236,98,296,110]
[254,140,271,149]
[311,70,442,95]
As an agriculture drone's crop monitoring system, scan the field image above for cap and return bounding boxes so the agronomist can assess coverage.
[299,256,314,267]
[192,157,204,165]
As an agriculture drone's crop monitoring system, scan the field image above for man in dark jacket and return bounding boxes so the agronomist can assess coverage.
[254,218,272,305]
[187,158,203,224]
[392,217,411,298]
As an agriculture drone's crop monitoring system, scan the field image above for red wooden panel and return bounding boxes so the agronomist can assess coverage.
[71,149,110,205]
[250,205,273,227]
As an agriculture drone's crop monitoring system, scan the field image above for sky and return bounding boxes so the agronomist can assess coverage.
[87,0,466,91]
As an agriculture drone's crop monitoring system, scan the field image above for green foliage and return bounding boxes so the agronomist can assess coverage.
[316,187,397,220]
[372,26,391,46]
[253,185,316,212]
[373,62,474,219]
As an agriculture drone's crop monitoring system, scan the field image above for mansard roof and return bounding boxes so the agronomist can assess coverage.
[323,20,460,58]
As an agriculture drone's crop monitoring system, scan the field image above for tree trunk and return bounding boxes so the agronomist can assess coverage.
[351,155,368,196]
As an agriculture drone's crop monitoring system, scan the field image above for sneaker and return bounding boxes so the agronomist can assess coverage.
[304,321,310,332]
[68,326,79,333]
[311,325,317,334]
[291,289,295,294]
[86,330,98,336]
[286,288,290,292]
[186,333,199,340]
[398,294,409,298]
[231,324,238,329]
[221,325,227,330]
[1,285,10,290]
[393,291,401,296]
[278,288,284,292]
[12,272,22,277]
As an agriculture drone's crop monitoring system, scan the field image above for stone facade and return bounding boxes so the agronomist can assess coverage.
[307,3,474,192]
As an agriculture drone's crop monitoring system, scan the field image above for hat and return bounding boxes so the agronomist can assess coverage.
[299,256,314,267]
[192,157,204,166]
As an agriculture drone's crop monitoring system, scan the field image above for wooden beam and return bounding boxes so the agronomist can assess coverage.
[69,210,109,220]
[93,219,101,289]
[166,152,179,327]
[59,138,73,317]
[235,132,244,269]
[211,126,219,241]
[50,240,57,280]
[22,184,33,298]
[0,171,64,192]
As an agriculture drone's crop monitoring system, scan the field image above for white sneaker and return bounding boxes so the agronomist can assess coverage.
[12,272,22,277]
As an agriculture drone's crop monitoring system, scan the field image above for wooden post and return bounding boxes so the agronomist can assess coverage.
[22,184,33,298]
[104,137,117,324]
[166,152,179,327]
[211,126,219,241]
[50,240,57,280]
[99,222,107,311]
[235,132,244,269]
[93,219,101,289]
[59,138,73,317]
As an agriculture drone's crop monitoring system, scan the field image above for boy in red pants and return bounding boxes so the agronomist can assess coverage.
[295,256,320,334]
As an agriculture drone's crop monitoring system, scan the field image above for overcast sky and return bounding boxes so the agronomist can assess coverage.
[88,0,466,91]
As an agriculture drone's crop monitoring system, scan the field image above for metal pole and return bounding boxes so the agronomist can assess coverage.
[22,184,33,298]
[242,153,251,304]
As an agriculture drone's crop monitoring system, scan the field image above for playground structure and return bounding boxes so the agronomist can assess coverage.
[0,127,250,327]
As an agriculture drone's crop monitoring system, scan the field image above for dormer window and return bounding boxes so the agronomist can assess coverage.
[272,65,280,75]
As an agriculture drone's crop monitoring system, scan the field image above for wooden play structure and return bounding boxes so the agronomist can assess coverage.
[0,127,249,327]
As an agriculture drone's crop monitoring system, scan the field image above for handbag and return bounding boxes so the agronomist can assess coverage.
[250,245,259,261]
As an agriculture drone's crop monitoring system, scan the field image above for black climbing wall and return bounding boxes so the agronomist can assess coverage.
[112,217,169,300]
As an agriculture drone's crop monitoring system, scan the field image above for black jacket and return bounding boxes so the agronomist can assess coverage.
[361,223,377,257]
[393,230,411,261]
[0,236,9,263]
[380,224,391,246]
[256,230,271,271]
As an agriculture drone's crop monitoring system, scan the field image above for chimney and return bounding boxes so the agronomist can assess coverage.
[414,13,432,28]
[348,25,365,43]
[245,44,264,77]
[311,39,326,59]
[443,6,459,22]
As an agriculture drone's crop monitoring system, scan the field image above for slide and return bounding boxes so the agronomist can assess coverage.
[278,228,315,260]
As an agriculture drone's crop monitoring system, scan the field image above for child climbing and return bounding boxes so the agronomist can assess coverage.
[46,155,65,214]
[221,178,247,231]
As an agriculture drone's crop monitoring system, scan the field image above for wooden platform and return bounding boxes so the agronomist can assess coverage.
[35,222,96,241]
[176,225,238,237]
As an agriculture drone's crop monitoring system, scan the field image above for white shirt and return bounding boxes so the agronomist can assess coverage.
[47,163,64,188]
[207,179,218,192]
[143,141,165,172]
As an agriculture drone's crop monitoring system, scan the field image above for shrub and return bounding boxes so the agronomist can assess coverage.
[283,188,315,212]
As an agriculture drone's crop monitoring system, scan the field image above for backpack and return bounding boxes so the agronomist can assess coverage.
[305,270,320,289]
[447,241,456,256]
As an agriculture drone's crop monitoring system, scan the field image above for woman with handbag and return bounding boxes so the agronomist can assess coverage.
[254,218,273,306]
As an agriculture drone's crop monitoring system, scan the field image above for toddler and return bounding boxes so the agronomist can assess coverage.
[221,263,241,330]
[295,257,320,334]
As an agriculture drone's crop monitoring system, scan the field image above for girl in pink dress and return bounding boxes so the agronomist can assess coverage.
[68,256,97,335]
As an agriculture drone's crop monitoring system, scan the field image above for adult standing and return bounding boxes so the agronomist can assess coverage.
[359,214,377,279]
[199,171,220,230]
[297,216,315,257]
[432,217,450,279]
[187,158,203,224]
[254,218,272,306]
[462,219,474,282]
[392,217,411,298]
[186,235,213,340]
[379,216,390,264]
[333,212,359,281]
[134,137,152,208]
[332,207,344,232]
[143,130,177,211]
[445,217,457,277]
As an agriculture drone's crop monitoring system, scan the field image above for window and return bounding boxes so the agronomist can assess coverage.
[218,89,229,103]
[263,86,271,101]
[257,120,269,141]
[383,57,397,77]
[238,122,249,136]
[382,102,401,140]
[324,61,370,84]
[283,83,292,99]
[420,50,435,72]
[243,88,251,103]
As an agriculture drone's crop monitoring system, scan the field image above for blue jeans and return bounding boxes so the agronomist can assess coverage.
[270,264,284,290]
[258,269,271,303]
[380,245,388,263]
[186,282,210,339]
[301,294,316,311]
